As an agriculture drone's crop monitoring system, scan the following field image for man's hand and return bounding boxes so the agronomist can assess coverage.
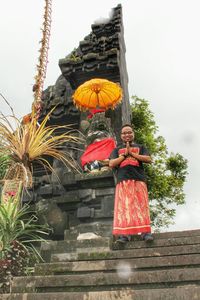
[125,141,130,156]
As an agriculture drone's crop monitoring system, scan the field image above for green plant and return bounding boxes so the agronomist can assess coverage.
[0,240,29,293]
[131,96,188,229]
[0,152,10,180]
[68,48,81,62]
[0,199,49,259]
[0,198,50,293]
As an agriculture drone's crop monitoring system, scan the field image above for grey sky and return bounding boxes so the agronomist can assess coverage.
[1,0,200,231]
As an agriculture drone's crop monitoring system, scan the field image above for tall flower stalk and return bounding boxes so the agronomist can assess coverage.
[32,0,52,118]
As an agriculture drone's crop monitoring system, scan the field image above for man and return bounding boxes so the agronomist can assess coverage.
[109,124,153,243]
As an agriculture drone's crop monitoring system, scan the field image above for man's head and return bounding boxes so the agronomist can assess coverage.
[121,124,134,143]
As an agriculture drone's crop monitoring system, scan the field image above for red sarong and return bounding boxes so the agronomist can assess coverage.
[112,179,151,235]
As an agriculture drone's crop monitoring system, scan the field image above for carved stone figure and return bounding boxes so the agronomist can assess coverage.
[80,111,116,172]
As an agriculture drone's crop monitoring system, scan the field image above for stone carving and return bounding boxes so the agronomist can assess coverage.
[80,111,116,173]
[59,6,123,89]
[40,75,80,127]
[84,112,114,145]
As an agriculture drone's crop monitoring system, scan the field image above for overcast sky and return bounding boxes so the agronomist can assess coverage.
[0,0,200,232]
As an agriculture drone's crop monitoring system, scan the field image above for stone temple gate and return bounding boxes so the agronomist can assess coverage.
[26,4,131,239]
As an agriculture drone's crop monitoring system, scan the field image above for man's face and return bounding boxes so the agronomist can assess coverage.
[121,126,134,143]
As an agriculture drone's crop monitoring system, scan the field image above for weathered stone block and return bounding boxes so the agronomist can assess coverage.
[35,199,68,237]
[77,207,95,219]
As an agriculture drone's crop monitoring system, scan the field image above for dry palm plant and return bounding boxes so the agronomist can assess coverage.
[0,107,81,188]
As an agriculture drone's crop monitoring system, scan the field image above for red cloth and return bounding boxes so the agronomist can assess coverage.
[112,179,151,235]
[81,137,116,167]
[87,109,105,119]
[118,147,140,168]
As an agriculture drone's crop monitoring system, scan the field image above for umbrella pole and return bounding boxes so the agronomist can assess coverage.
[97,93,100,109]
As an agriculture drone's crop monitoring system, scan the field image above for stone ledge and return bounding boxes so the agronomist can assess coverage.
[34,253,200,275]
[11,268,200,293]
[3,286,200,300]
[51,244,200,262]
[2,286,200,300]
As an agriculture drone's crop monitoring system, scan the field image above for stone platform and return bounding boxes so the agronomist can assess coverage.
[2,229,200,299]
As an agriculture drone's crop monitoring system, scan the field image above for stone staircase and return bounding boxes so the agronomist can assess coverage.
[2,228,200,300]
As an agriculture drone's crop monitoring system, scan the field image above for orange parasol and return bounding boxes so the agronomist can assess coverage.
[72,78,123,111]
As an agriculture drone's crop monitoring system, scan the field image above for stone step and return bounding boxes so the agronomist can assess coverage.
[41,237,111,253]
[2,286,200,300]
[40,237,111,262]
[51,243,200,262]
[64,228,200,241]
[35,253,200,275]
[112,235,200,250]
[43,234,200,254]
[11,267,200,293]
[151,229,200,239]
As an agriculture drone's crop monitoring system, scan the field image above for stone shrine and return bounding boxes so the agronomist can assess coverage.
[28,4,131,239]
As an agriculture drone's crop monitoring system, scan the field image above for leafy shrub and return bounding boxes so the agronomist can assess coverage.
[0,199,50,293]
